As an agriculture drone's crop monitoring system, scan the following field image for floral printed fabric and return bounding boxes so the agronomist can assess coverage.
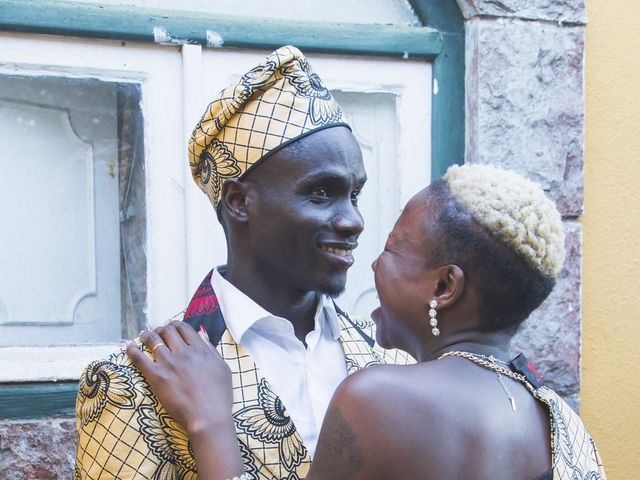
[74,270,411,479]
[533,387,607,480]
[187,45,349,208]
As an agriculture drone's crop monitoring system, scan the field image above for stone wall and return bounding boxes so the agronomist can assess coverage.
[0,418,76,478]
[459,0,587,410]
[457,0,586,23]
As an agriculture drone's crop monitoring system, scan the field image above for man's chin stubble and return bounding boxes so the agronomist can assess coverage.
[321,284,346,299]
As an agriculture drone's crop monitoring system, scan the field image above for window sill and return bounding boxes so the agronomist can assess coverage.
[0,343,121,382]
[0,343,122,419]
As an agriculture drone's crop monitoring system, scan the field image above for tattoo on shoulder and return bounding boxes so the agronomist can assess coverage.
[311,407,364,478]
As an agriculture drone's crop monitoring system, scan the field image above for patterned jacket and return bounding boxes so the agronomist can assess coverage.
[74,271,411,479]
[534,386,607,480]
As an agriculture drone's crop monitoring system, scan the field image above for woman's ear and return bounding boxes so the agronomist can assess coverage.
[220,179,251,223]
[433,264,465,310]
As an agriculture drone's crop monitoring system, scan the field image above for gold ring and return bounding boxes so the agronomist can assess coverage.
[151,342,165,353]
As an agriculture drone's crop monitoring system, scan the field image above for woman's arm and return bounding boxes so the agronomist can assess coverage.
[306,404,366,479]
[126,321,246,480]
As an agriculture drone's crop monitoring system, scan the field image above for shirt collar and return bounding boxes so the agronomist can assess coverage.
[318,296,342,341]
[210,267,342,343]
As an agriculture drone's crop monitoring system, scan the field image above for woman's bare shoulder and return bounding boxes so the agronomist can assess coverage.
[331,363,446,433]
[337,362,443,402]
[313,363,449,479]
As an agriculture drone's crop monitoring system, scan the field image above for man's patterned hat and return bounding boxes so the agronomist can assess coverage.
[188,45,349,208]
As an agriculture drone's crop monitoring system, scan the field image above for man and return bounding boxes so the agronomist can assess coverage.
[74,45,410,480]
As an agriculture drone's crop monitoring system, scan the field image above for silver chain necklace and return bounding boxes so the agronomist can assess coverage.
[438,351,530,412]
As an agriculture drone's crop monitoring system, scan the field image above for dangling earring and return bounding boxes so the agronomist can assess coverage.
[429,299,440,336]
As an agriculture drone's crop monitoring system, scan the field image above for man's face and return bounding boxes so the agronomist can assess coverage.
[245,126,366,297]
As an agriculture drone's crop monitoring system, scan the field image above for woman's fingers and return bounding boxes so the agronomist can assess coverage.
[124,320,234,436]
[154,323,185,352]
[171,320,201,346]
[135,322,209,362]
[139,329,170,360]
[125,340,154,376]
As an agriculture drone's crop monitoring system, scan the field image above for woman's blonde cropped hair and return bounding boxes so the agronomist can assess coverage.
[443,164,565,279]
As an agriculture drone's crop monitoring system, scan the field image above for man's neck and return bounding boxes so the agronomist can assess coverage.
[222,263,319,343]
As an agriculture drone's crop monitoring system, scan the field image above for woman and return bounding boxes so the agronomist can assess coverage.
[126,164,605,480]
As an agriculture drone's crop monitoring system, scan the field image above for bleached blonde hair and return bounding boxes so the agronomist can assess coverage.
[442,164,565,279]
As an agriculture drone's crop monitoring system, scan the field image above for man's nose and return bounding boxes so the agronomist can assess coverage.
[332,200,364,237]
[371,256,379,271]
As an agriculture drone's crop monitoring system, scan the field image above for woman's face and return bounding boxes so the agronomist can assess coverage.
[371,188,441,351]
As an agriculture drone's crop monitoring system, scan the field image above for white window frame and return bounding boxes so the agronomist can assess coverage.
[0,33,186,381]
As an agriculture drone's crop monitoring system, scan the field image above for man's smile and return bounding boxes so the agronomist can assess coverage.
[320,246,351,256]
[318,241,358,268]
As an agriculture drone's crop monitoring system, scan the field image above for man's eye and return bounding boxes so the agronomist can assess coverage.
[351,189,361,202]
[312,187,329,197]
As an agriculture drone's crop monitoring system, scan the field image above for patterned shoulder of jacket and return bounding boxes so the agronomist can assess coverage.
[534,386,607,480]
[75,344,197,480]
[348,313,416,366]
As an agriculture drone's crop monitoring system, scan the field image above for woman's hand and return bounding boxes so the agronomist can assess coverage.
[125,320,233,436]
[126,320,246,479]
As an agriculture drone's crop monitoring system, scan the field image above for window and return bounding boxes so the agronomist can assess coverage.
[0,75,146,346]
[0,34,185,382]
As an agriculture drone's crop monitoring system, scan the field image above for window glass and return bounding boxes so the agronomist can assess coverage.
[0,75,146,345]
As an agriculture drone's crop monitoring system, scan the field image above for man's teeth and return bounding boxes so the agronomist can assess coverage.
[322,246,351,256]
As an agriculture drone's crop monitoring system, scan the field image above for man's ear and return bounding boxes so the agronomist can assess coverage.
[220,179,251,223]
[433,264,465,310]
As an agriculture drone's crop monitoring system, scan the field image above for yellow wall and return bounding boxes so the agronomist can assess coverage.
[583,0,640,477]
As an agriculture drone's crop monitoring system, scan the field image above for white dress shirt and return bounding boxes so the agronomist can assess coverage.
[210,268,348,458]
